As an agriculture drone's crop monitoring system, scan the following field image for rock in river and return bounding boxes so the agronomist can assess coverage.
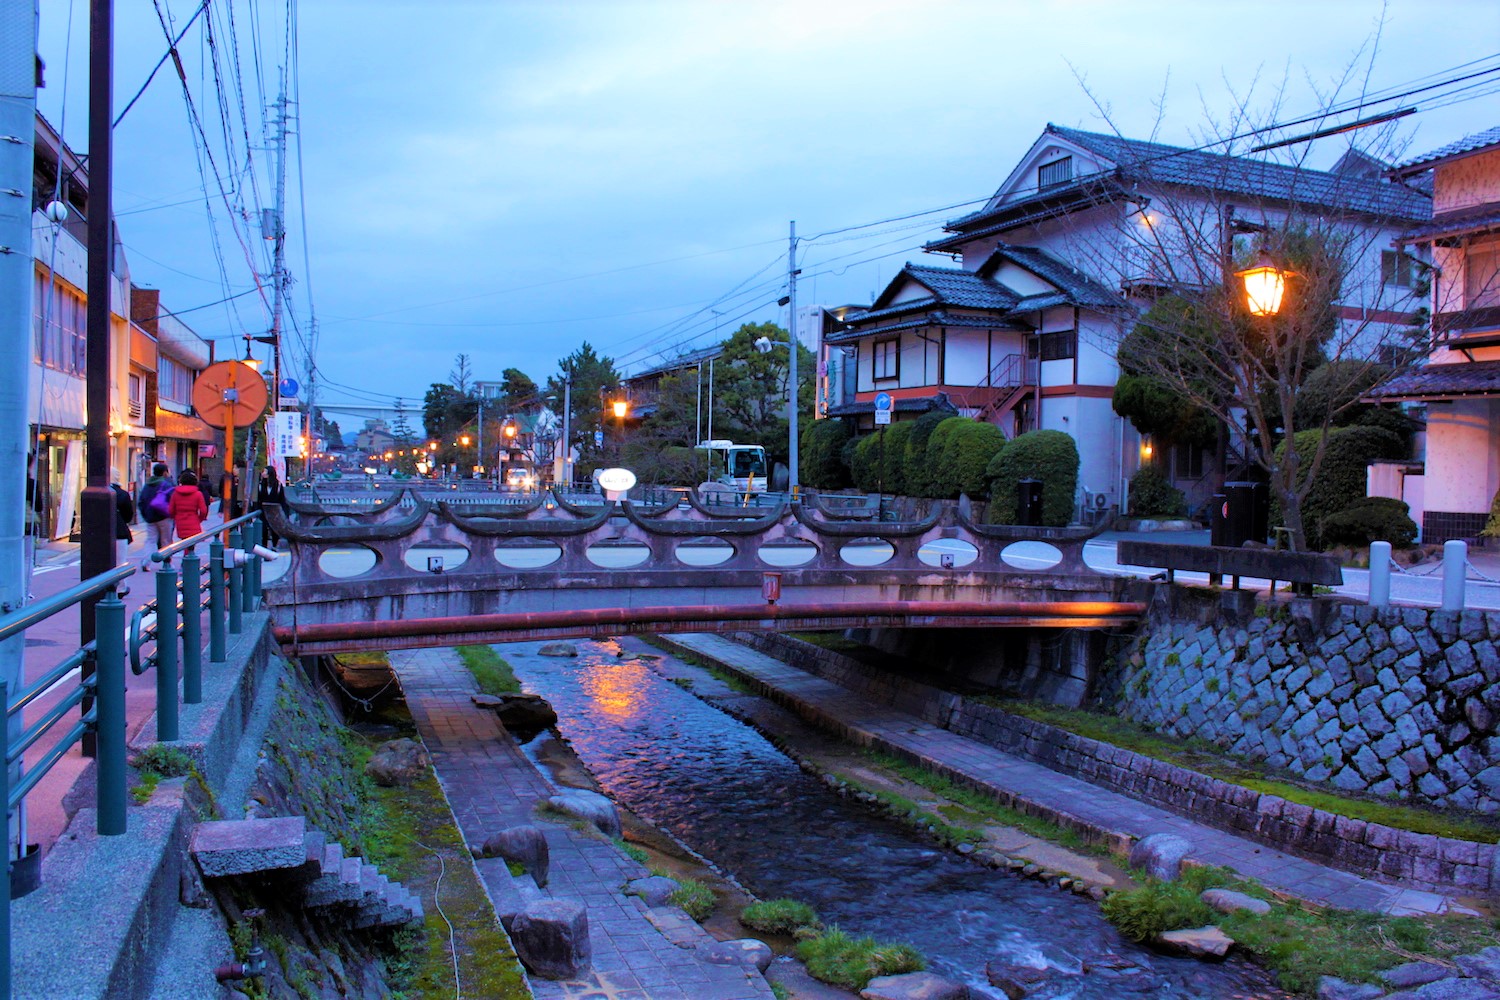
[860,970,970,999]
[1157,925,1234,959]
[537,642,578,657]
[363,738,429,787]
[544,789,622,839]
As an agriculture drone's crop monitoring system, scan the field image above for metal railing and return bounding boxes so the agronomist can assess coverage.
[0,563,133,1000]
[127,512,264,743]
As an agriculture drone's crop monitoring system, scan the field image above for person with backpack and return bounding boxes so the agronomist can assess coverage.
[169,469,210,545]
[138,462,176,569]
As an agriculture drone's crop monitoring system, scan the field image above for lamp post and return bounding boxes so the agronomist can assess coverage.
[1235,250,1294,318]
[753,332,802,497]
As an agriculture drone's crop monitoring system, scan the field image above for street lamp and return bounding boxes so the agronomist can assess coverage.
[1236,251,1294,317]
[753,333,801,495]
[611,400,628,419]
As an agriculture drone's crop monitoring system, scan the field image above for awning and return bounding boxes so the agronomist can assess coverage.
[1367,360,1500,402]
[154,409,216,443]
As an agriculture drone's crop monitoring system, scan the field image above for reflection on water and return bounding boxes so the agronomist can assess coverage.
[508,638,1289,1000]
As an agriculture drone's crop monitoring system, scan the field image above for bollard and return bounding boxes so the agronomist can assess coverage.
[1443,539,1467,612]
[228,529,244,635]
[208,540,226,662]
[181,548,202,704]
[155,566,180,742]
[1369,540,1392,609]
[94,589,128,836]
[244,521,261,606]
[240,524,256,615]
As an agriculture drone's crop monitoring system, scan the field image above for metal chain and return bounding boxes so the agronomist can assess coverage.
[1388,556,1500,584]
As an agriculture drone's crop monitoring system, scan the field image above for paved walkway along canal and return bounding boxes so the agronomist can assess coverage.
[664,633,1461,918]
[390,646,775,1000]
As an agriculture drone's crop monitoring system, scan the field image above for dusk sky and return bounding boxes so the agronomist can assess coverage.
[34,1,1500,425]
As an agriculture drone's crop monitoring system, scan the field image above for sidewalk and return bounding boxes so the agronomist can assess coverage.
[665,633,1466,918]
[390,647,775,1000]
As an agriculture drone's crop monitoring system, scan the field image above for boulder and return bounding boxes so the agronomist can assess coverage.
[538,642,578,658]
[985,959,1050,998]
[1128,833,1194,882]
[1200,888,1271,916]
[493,693,558,732]
[1156,926,1234,959]
[625,875,679,907]
[1318,977,1386,1000]
[860,971,970,1000]
[473,825,550,887]
[544,790,621,839]
[1458,949,1500,983]
[364,739,429,787]
[1383,963,1459,989]
[1384,980,1500,1000]
[509,899,590,980]
[697,938,774,973]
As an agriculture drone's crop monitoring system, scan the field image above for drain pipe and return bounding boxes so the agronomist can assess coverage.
[215,909,268,984]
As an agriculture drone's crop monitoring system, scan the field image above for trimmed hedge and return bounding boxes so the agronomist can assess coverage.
[1128,466,1187,517]
[902,410,954,498]
[932,420,1005,499]
[1320,497,1418,549]
[985,430,1079,526]
[1273,425,1405,550]
[850,434,880,492]
[877,421,915,496]
[800,418,853,489]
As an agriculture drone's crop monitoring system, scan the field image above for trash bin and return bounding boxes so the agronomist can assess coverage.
[1017,478,1043,526]
[1222,481,1267,547]
[1208,493,1228,546]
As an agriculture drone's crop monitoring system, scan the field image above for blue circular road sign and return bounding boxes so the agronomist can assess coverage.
[278,377,300,398]
[874,391,893,411]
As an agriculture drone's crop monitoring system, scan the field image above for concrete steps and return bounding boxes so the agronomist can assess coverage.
[191,816,421,929]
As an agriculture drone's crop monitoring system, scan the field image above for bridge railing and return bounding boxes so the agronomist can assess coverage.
[126,512,265,744]
[0,563,134,1000]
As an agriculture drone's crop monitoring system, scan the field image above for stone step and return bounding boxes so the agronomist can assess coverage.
[303,855,364,908]
[191,817,308,878]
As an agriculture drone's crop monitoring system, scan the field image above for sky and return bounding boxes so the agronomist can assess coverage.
[32,0,1500,426]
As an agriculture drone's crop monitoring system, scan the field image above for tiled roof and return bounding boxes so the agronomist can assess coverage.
[1400,201,1500,243]
[898,264,1020,310]
[824,311,1026,345]
[1047,124,1429,221]
[1367,360,1500,400]
[1393,126,1500,177]
[826,394,961,418]
[925,180,1125,252]
[985,244,1126,310]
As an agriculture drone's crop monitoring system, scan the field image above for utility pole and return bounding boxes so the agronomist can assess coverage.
[787,220,800,496]
[560,379,571,485]
[267,83,288,413]
[1,0,39,826]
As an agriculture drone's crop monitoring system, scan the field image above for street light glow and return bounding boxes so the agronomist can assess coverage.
[612,400,628,419]
[1236,254,1293,317]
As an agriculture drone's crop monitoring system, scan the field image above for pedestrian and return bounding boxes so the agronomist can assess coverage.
[255,467,287,548]
[110,481,134,567]
[168,469,210,549]
[138,461,176,569]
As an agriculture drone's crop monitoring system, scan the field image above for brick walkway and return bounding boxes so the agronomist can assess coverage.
[389,647,774,1000]
[666,633,1463,917]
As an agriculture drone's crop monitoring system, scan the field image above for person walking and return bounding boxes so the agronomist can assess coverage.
[110,481,134,568]
[168,470,210,551]
[255,466,287,548]
[138,461,176,570]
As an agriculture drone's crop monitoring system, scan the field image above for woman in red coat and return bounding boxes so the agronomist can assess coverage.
[168,469,210,541]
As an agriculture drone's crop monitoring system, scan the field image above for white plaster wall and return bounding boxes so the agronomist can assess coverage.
[1076,335,1118,385]
[1425,399,1500,513]
[944,331,989,385]
[990,260,1053,296]
[1037,395,1122,514]
[890,280,931,305]
[1039,358,1072,387]
[1433,148,1500,214]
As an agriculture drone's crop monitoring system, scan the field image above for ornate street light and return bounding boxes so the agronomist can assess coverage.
[1235,251,1295,317]
[611,400,628,419]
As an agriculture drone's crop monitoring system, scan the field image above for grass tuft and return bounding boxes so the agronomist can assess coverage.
[456,645,521,697]
[795,927,924,991]
[741,898,821,936]
[666,877,715,922]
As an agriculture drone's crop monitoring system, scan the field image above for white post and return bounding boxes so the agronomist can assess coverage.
[1369,540,1391,608]
[560,379,571,486]
[1442,539,1467,612]
[787,220,799,495]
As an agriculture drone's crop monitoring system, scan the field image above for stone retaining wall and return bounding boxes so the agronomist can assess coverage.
[733,630,1499,895]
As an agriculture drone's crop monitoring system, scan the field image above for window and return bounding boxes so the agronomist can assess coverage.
[128,372,143,419]
[32,272,86,376]
[1027,330,1077,362]
[158,355,193,405]
[872,339,899,380]
[1468,241,1500,309]
[1174,444,1205,480]
[1038,157,1073,191]
[1381,250,1416,288]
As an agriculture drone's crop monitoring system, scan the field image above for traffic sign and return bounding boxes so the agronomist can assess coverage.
[874,391,893,425]
[278,377,299,398]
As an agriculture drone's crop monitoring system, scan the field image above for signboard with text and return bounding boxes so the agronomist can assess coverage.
[272,411,303,457]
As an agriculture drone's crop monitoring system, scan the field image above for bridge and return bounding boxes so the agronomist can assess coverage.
[262,489,1145,655]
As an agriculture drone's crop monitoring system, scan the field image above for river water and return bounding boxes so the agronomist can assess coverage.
[505,637,1289,999]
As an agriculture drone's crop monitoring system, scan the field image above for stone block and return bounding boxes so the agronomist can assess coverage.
[626,875,679,907]
[1318,976,1386,999]
[1128,833,1193,881]
[191,817,307,878]
[544,790,621,839]
[1158,925,1234,958]
[510,899,590,980]
[861,971,970,1000]
[1201,888,1271,916]
[474,825,550,887]
[698,938,774,972]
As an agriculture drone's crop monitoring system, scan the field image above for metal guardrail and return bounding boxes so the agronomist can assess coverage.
[0,562,133,1000]
[127,513,264,743]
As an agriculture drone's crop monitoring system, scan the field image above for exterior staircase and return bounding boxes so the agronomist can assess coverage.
[191,816,424,929]
[977,352,1039,432]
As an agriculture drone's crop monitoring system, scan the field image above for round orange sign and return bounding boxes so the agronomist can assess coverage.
[191,360,270,429]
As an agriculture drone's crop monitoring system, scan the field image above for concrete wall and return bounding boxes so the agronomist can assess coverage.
[1423,398,1500,536]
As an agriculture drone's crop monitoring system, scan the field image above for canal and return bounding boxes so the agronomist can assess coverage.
[502,637,1289,999]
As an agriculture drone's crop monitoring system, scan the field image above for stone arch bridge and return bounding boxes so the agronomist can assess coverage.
[261,489,1144,656]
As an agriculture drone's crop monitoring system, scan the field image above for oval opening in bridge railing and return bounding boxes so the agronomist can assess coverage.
[1000,539,1062,571]
[404,544,471,573]
[494,538,563,569]
[675,537,735,567]
[585,537,651,568]
[918,538,979,568]
[757,539,818,567]
[318,544,379,578]
[839,536,896,567]
[262,552,291,583]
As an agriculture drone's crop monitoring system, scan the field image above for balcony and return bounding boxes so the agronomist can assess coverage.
[1433,306,1500,349]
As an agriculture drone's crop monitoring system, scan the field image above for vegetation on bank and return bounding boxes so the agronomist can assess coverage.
[1102,864,1500,995]
[796,928,925,991]
[742,898,821,937]
[455,644,521,696]
[993,700,1500,844]
[664,875,716,922]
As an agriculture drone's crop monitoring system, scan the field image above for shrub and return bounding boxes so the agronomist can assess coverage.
[1320,497,1418,549]
[1291,359,1390,432]
[902,409,956,498]
[877,421,915,496]
[795,928,925,991]
[800,419,853,490]
[985,430,1079,526]
[1127,466,1187,517]
[849,435,880,492]
[1101,878,1218,942]
[667,877,715,922]
[1272,426,1405,549]
[932,420,1005,499]
[741,898,821,936]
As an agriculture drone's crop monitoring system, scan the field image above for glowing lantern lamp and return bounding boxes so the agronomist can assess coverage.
[612,400,628,419]
[1235,253,1293,317]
